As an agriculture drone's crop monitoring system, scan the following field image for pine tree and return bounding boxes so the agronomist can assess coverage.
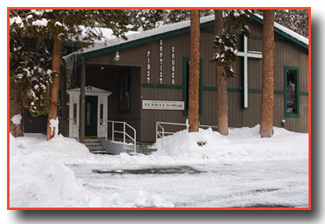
[47,29,62,140]
[10,10,54,137]
[188,10,200,133]
[127,10,214,31]
[10,10,130,140]
[211,10,252,136]
[214,10,228,135]
[260,10,275,137]
[127,10,165,31]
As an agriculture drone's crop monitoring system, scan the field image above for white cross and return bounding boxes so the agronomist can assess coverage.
[237,35,263,108]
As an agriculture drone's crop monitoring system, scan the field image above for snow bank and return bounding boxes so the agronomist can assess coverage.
[13,134,91,163]
[9,134,90,207]
[9,134,125,207]
[153,125,308,162]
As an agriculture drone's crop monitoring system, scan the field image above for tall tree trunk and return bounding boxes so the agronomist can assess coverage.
[47,31,61,140]
[188,10,200,133]
[10,81,23,137]
[260,10,275,137]
[214,10,228,136]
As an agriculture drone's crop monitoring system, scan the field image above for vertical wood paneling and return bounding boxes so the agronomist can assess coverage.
[228,92,243,127]
[273,94,284,128]
[242,93,261,127]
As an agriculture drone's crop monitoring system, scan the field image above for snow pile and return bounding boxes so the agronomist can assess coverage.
[9,134,126,207]
[9,134,90,207]
[49,117,59,137]
[11,114,22,125]
[154,125,308,162]
[14,134,91,163]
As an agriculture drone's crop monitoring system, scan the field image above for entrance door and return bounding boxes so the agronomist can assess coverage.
[85,96,98,137]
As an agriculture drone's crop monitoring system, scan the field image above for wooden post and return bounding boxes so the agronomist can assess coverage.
[80,59,86,143]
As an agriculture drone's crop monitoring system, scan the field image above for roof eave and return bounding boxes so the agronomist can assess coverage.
[80,13,308,60]
[81,19,215,60]
[250,13,309,50]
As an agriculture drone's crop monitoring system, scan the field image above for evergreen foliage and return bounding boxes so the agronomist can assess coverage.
[127,10,214,31]
[211,10,252,78]
[10,10,53,117]
[256,10,309,38]
[275,10,309,38]
[10,9,130,117]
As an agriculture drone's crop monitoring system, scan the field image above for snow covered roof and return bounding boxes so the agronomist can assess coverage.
[65,13,308,61]
[251,13,309,49]
[76,15,216,59]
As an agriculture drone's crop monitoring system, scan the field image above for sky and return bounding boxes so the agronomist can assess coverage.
[1,0,323,223]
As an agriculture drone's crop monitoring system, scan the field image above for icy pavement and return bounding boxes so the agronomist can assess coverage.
[68,159,308,208]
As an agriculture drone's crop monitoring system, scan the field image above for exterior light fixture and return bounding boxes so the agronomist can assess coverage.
[114,51,120,61]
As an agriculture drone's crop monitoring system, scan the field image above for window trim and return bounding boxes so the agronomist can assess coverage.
[284,66,300,118]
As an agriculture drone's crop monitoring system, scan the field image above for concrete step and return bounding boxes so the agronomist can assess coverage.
[84,138,101,143]
[84,138,105,153]
[87,145,105,150]
[85,142,102,147]
[84,138,157,155]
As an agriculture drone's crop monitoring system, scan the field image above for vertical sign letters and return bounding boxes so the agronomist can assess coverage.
[146,51,151,83]
[159,40,163,84]
[171,46,175,85]
[146,40,177,85]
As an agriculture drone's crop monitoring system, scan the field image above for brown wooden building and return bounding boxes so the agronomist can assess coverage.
[25,13,308,143]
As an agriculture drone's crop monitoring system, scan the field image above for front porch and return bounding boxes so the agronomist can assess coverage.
[60,63,142,143]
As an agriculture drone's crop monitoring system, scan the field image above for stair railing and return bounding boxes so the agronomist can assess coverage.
[156,121,218,141]
[101,119,137,154]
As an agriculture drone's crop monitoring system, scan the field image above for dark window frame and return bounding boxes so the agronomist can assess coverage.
[119,69,131,113]
[284,66,300,118]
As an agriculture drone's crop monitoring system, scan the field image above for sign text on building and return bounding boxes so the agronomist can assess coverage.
[142,100,184,110]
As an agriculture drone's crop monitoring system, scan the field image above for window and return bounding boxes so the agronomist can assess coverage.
[73,103,77,124]
[120,70,131,113]
[285,66,299,117]
[183,57,202,116]
[86,103,91,125]
[100,104,103,125]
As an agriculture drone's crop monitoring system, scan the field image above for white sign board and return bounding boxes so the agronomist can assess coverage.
[142,100,184,110]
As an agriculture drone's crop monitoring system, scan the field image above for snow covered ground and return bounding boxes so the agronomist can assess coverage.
[9,125,309,208]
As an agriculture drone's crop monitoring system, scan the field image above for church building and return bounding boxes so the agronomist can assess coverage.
[23,13,310,145]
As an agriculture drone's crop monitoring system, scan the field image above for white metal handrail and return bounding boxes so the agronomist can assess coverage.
[156,121,218,141]
[102,119,137,154]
